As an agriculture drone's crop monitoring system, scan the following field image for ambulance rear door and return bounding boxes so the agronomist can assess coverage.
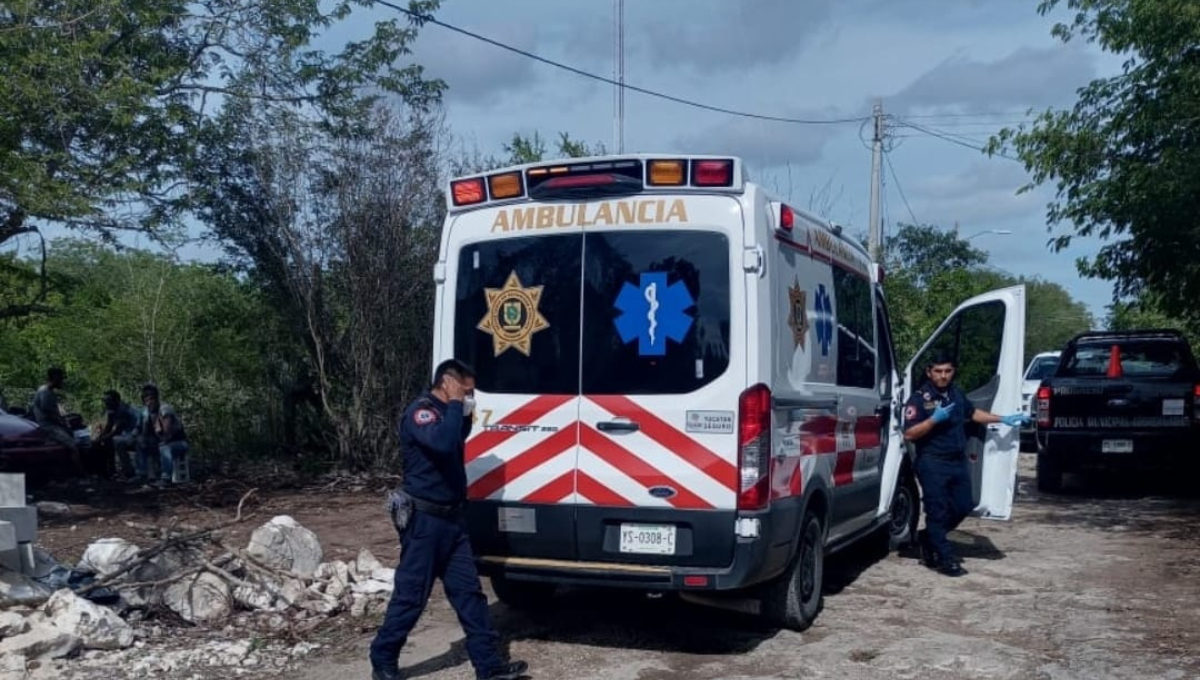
[575,194,745,569]
[904,285,1027,520]
[443,220,585,562]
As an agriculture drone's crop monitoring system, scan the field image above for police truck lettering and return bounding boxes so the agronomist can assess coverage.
[1052,416,1190,428]
[490,199,689,232]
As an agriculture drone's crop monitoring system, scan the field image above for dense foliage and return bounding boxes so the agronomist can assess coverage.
[990,0,1200,337]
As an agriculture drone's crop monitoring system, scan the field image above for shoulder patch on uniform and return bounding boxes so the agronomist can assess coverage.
[904,404,917,420]
[413,408,438,425]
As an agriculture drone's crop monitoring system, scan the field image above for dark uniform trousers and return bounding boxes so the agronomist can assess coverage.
[916,454,975,563]
[369,508,503,677]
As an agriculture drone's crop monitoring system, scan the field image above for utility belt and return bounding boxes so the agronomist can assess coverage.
[386,490,463,537]
[408,494,464,519]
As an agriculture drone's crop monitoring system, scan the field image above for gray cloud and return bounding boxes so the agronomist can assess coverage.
[411,24,540,105]
[888,44,1096,113]
[672,115,837,171]
[907,160,1040,226]
[566,0,837,72]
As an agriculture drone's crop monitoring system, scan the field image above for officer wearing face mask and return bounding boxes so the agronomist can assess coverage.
[370,359,527,680]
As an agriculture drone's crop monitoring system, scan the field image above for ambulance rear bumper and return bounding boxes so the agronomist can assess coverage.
[475,508,788,593]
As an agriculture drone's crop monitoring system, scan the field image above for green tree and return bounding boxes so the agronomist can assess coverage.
[0,0,444,318]
[1106,295,1199,347]
[454,131,606,176]
[886,224,989,289]
[989,0,1200,327]
[882,224,1094,367]
[0,241,291,463]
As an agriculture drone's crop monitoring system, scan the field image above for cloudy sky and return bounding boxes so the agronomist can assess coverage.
[380,0,1120,321]
[14,1,1118,324]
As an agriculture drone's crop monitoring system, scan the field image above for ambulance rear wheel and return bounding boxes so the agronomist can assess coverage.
[888,473,921,550]
[490,575,556,610]
[762,513,824,631]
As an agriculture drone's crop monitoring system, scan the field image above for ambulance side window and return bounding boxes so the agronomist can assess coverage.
[833,267,876,389]
[912,300,1005,395]
[874,288,895,398]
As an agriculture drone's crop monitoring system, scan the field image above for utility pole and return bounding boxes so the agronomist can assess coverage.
[867,98,884,263]
[612,0,625,153]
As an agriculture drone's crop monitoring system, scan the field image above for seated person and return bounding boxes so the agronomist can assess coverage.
[96,390,140,480]
[33,367,83,474]
[139,384,190,486]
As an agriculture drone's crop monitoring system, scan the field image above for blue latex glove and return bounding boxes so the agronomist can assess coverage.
[930,402,956,423]
[1000,414,1030,427]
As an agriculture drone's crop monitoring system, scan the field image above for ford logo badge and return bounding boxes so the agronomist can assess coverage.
[649,486,677,499]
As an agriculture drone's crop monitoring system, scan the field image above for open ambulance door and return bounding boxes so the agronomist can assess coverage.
[904,285,1026,521]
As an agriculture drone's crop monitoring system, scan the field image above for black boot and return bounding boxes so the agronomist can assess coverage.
[479,660,529,680]
[372,663,402,680]
[917,530,941,570]
[937,560,967,578]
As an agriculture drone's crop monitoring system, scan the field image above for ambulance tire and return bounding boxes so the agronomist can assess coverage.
[490,575,556,610]
[887,472,921,551]
[762,512,825,631]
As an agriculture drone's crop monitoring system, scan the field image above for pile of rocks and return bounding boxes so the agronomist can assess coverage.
[71,515,398,626]
[0,509,396,679]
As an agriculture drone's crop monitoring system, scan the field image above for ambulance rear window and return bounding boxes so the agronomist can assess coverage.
[453,235,582,395]
[581,230,731,395]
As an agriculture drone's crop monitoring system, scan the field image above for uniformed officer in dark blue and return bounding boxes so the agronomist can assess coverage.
[903,353,1028,577]
[370,359,528,680]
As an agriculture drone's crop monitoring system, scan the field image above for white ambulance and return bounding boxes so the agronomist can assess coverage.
[432,154,1025,630]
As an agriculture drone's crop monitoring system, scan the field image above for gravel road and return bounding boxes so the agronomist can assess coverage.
[293,454,1200,680]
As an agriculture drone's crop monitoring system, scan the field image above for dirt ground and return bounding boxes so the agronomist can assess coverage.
[29,453,1200,680]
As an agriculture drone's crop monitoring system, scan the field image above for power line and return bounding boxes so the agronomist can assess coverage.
[900,109,1036,120]
[377,0,870,126]
[883,150,918,225]
[895,120,1023,162]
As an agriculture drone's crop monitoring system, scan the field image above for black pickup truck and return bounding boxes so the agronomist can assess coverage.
[1034,329,1200,491]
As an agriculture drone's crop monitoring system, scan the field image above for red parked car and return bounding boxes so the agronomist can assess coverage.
[0,407,95,479]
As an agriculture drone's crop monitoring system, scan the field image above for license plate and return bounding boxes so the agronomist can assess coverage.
[1102,439,1133,453]
[618,523,676,555]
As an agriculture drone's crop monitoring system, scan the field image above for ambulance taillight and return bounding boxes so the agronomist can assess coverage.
[780,204,795,231]
[737,383,773,511]
[450,178,486,206]
[692,159,733,187]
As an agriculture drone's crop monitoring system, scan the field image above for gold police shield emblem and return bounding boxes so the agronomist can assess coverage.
[787,278,809,349]
[478,271,550,357]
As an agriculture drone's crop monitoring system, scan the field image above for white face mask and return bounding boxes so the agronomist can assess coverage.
[462,395,476,416]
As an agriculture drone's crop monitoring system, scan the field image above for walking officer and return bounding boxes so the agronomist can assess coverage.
[370,359,528,680]
[903,352,1029,577]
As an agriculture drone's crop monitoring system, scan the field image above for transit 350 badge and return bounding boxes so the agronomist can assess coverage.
[477,270,550,357]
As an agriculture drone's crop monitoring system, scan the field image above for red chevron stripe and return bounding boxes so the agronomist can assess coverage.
[522,470,576,504]
[854,415,882,450]
[579,425,713,510]
[586,395,737,491]
[468,425,577,500]
[576,471,634,507]
[833,450,857,487]
[800,415,839,455]
[465,394,575,463]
